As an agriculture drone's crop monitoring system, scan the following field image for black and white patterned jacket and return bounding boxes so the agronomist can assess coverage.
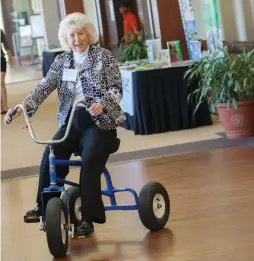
[23,44,126,131]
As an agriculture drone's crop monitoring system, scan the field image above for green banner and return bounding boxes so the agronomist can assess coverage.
[203,0,221,31]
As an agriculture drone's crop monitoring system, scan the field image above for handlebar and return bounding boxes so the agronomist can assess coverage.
[10,107,20,118]
[9,99,89,145]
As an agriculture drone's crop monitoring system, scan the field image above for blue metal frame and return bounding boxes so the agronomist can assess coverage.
[40,146,139,228]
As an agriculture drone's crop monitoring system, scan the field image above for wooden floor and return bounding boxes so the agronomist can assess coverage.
[2,146,254,261]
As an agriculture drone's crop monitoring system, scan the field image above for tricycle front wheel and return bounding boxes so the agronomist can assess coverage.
[45,197,69,258]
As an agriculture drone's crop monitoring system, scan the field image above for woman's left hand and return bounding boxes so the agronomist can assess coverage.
[88,103,103,116]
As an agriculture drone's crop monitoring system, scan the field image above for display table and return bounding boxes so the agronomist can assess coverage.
[42,50,212,135]
[120,64,212,135]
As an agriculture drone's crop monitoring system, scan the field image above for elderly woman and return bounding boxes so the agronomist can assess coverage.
[4,13,125,237]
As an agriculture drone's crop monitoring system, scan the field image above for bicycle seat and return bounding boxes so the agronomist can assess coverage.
[73,138,120,157]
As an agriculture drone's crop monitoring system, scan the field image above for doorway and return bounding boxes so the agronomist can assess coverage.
[96,0,141,56]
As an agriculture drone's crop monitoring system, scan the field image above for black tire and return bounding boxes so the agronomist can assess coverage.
[62,187,81,230]
[138,182,170,231]
[45,197,68,258]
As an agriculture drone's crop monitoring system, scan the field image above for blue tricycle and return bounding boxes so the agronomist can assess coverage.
[10,100,170,258]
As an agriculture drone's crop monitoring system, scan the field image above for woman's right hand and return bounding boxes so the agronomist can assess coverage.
[4,108,23,124]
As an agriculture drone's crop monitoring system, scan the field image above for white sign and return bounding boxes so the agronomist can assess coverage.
[157,49,171,65]
[30,14,45,38]
[184,11,195,21]
[62,69,78,82]
[19,25,33,47]
[146,39,162,61]
[120,70,134,116]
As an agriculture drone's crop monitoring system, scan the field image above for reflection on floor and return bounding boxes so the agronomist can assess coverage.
[5,63,42,85]
[2,146,254,261]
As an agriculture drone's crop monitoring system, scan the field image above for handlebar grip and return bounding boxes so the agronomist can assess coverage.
[10,107,19,119]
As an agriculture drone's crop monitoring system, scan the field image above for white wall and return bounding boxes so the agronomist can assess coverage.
[81,0,253,43]
[218,0,254,41]
[192,0,254,41]
[31,0,46,58]
[242,0,254,41]
[192,0,206,39]
[12,0,33,14]
[82,0,99,34]
[42,0,61,47]
[32,0,100,50]
[218,0,238,40]
[0,1,4,30]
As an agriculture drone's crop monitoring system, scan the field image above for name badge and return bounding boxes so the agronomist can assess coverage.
[62,69,78,82]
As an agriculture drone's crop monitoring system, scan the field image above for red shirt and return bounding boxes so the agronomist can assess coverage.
[123,12,138,38]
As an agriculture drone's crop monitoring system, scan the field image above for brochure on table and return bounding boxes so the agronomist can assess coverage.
[120,70,134,116]
[178,0,202,61]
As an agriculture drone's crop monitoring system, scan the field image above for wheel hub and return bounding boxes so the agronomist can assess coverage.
[153,194,165,219]
[75,198,82,221]
[61,210,67,244]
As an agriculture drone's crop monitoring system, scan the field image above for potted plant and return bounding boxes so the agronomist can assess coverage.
[185,47,254,139]
[118,32,148,63]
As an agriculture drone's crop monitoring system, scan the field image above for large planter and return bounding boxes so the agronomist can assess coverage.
[216,100,254,139]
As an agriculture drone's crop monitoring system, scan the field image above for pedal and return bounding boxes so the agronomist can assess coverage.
[76,232,93,239]
[24,216,40,223]
[77,235,86,239]
[39,218,45,231]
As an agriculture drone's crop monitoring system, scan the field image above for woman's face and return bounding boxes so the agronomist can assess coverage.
[67,27,89,53]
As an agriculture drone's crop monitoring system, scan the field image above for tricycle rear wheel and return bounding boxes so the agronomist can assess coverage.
[138,182,170,231]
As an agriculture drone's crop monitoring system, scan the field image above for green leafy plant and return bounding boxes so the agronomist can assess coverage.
[185,47,254,114]
[118,32,148,63]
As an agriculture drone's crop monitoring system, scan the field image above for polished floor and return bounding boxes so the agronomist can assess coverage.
[2,146,254,261]
[5,63,42,85]
[2,79,224,172]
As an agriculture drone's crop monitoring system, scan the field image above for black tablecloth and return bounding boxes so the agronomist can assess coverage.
[42,50,64,77]
[122,66,212,135]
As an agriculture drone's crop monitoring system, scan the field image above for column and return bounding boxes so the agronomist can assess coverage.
[31,0,46,59]
[41,0,61,48]
[192,0,206,39]
[83,0,99,33]
[217,0,238,40]
[250,0,254,23]
[233,0,247,40]
[242,0,254,41]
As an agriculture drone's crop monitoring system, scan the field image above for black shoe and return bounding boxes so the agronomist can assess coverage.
[76,220,94,238]
[24,205,41,223]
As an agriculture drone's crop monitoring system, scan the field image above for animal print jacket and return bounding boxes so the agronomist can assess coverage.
[23,44,126,131]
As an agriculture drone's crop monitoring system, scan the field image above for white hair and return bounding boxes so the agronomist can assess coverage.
[58,12,99,51]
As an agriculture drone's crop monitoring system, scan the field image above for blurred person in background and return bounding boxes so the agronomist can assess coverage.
[119,2,140,42]
[1,29,14,114]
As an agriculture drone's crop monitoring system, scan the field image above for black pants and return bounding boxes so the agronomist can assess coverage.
[36,108,117,224]
[1,57,6,72]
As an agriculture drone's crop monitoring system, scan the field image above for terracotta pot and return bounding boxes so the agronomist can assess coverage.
[216,100,254,139]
